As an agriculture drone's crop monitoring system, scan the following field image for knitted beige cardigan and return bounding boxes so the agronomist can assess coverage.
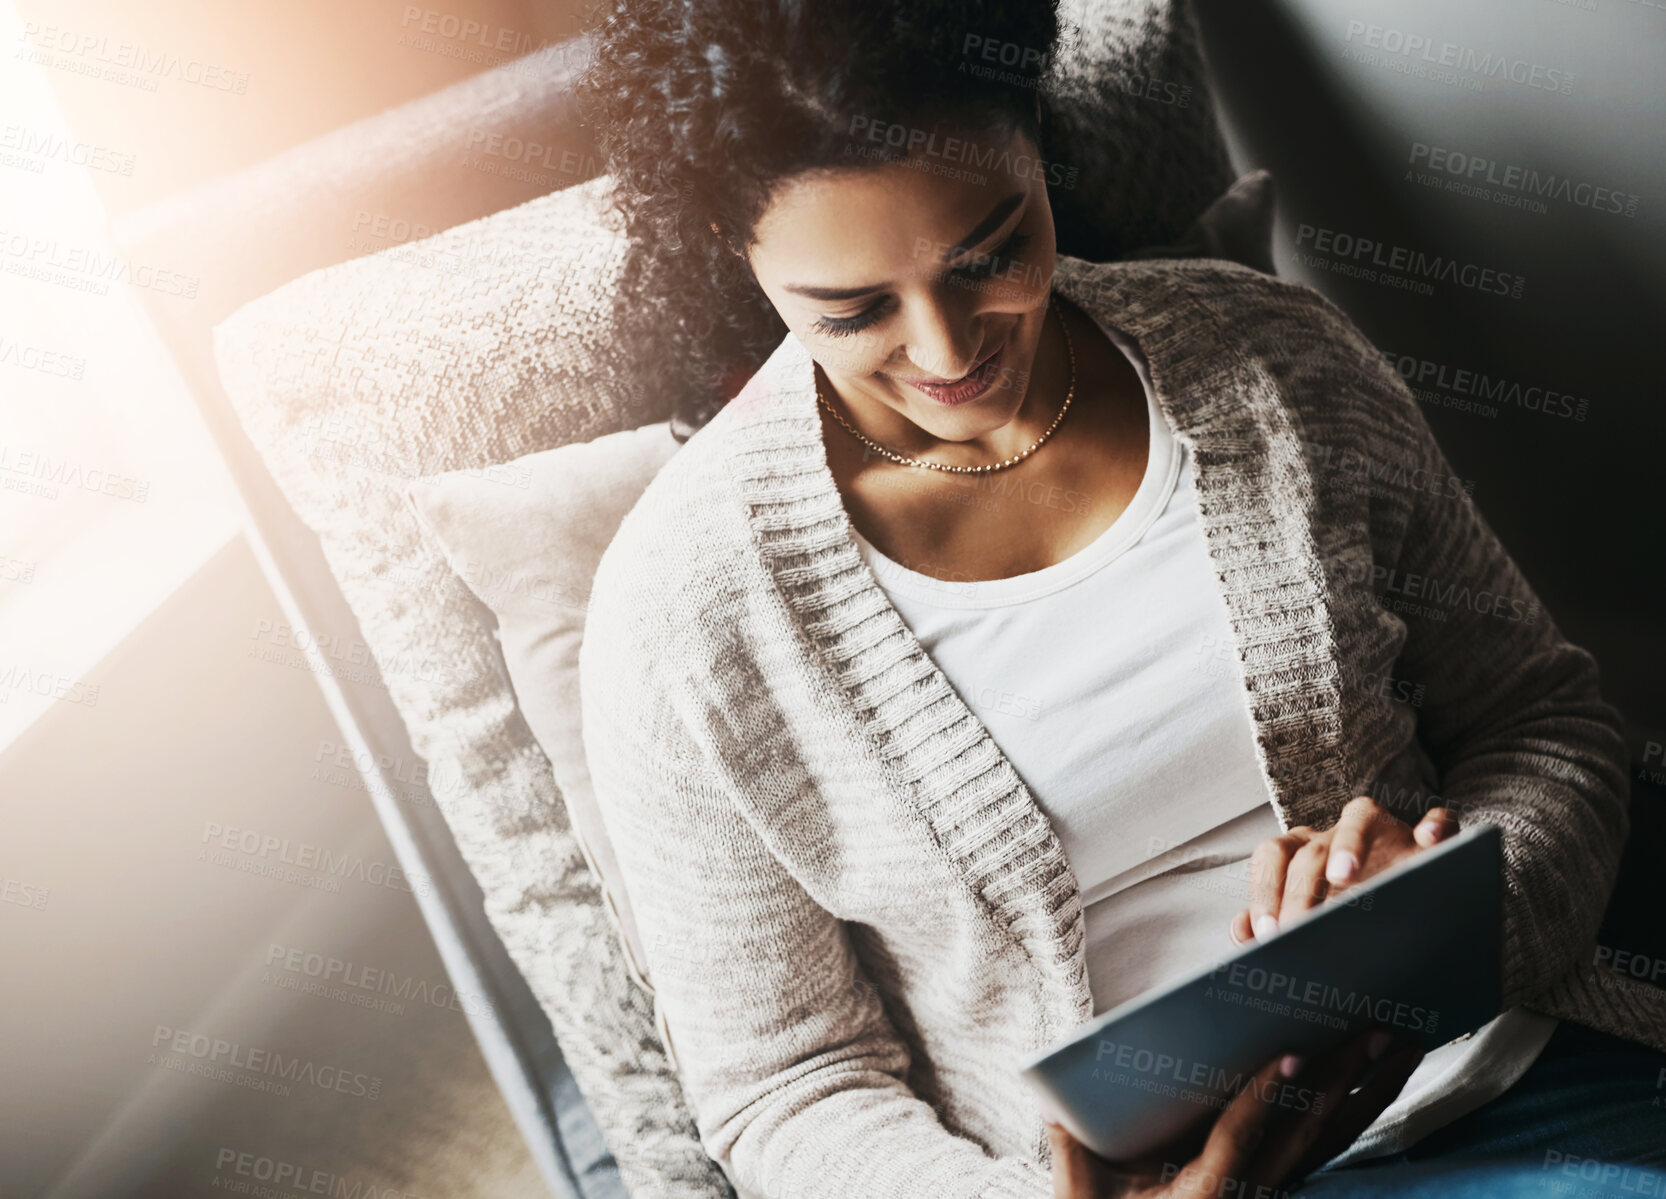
[579,254,1665,1199]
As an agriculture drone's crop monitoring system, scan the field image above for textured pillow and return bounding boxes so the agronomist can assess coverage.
[1123,168,1277,275]
[407,422,682,991]
[214,176,730,1199]
[1045,0,1238,261]
[211,6,1239,1196]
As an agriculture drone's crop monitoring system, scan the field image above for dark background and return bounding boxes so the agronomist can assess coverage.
[1194,0,1666,753]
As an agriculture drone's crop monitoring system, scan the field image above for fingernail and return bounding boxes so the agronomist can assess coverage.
[1326,851,1358,885]
[1367,1030,1393,1060]
[1037,1093,1062,1126]
[1253,914,1279,940]
[1279,1054,1303,1079]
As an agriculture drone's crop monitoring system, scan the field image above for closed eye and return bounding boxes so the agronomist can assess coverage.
[807,223,1031,338]
[952,228,1031,281]
[811,294,897,339]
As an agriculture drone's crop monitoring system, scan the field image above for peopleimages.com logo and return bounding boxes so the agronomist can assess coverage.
[16,22,251,94]
[1341,22,1575,96]
[844,116,1080,189]
[1406,143,1640,219]
[150,1025,382,1100]
[0,229,199,298]
[0,124,136,175]
[0,335,87,379]
[264,942,495,1019]
[1205,961,1439,1035]
[1091,1040,1328,1116]
[1377,350,1590,424]
[1294,224,1525,300]
[212,1146,422,1199]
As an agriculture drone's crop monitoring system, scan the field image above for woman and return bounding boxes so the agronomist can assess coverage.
[575,2,1666,1196]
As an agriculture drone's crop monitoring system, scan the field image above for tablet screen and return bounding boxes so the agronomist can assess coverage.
[1021,822,1503,1161]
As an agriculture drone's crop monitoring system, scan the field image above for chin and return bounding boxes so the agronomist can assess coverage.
[910,389,1027,441]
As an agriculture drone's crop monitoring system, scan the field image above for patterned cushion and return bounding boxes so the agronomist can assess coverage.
[407,421,684,995]
[210,5,1235,1195]
[214,176,727,1197]
[1046,0,1235,260]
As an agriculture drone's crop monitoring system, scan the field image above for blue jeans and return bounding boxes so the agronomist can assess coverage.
[1294,1022,1666,1197]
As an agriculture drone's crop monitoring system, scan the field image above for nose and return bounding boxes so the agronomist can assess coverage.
[901,297,986,382]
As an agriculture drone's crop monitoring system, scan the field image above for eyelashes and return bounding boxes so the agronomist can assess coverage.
[809,228,1034,340]
[956,230,1032,282]
[812,295,897,339]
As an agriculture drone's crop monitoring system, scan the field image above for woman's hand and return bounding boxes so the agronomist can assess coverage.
[1229,797,1459,945]
[1046,1029,1425,1198]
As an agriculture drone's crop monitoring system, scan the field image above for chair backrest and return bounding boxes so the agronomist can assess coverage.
[1191,0,1666,754]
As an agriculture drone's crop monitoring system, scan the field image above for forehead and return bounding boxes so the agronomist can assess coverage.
[749,130,1036,282]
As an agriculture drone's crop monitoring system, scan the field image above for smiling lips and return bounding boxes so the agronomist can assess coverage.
[904,341,1008,406]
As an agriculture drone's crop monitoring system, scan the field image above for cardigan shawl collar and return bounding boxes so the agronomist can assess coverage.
[719,255,1353,1032]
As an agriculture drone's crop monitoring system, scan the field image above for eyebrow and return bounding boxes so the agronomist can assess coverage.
[782,191,1026,301]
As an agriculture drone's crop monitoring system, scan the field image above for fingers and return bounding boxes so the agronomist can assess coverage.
[1047,1123,1095,1199]
[1279,837,1332,922]
[1244,797,1451,941]
[1248,830,1312,938]
[1229,909,1254,945]
[1248,1028,1386,1185]
[1326,796,1450,893]
[1042,1033,1426,1199]
[1413,807,1459,848]
[1324,796,1382,889]
[1047,1123,1134,1199]
[1289,1036,1425,1182]
[1189,1055,1291,1192]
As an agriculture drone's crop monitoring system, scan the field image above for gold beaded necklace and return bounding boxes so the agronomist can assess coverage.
[815,295,1076,475]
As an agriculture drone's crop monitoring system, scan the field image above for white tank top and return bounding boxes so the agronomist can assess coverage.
[850,318,1555,1163]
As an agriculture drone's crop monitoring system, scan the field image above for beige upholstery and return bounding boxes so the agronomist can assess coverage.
[407,422,683,994]
[215,177,729,1197]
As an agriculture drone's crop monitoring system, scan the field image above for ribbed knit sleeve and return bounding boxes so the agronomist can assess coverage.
[1355,352,1632,1011]
[579,578,1053,1199]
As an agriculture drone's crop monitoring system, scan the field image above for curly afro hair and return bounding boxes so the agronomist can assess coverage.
[579,0,1062,440]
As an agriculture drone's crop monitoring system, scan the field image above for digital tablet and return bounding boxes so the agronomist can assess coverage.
[1021,822,1503,1162]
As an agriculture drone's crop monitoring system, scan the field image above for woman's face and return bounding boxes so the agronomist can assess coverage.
[746,124,1058,448]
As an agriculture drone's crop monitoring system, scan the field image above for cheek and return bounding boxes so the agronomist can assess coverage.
[810,336,895,380]
[983,239,1057,313]
[1026,226,1059,294]
[1021,204,1060,299]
